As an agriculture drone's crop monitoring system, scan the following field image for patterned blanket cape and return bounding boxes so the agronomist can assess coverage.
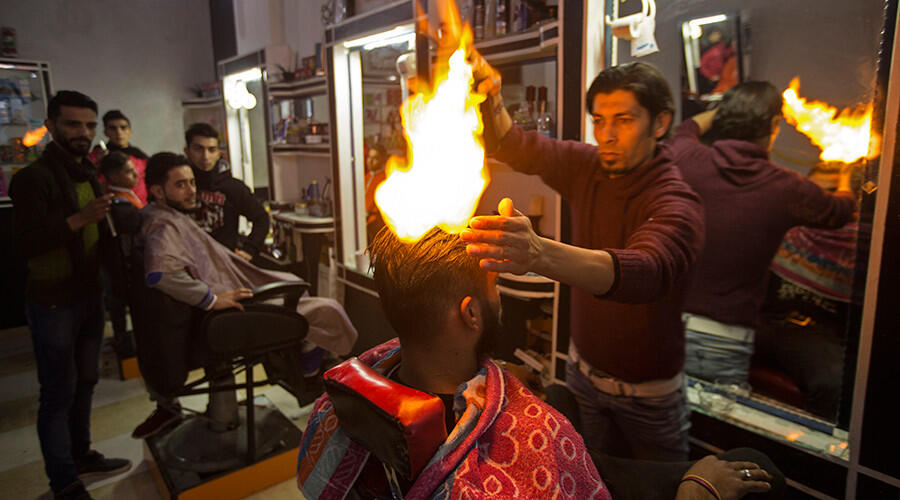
[297,339,611,499]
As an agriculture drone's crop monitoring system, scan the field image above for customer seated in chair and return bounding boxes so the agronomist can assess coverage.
[296,227,776,499]
[132,152,358,438]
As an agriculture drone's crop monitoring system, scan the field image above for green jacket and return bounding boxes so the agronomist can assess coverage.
[9,143,103,305]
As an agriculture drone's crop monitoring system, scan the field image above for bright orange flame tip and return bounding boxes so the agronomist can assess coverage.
[782,77,875,164]
[23,125,48,147]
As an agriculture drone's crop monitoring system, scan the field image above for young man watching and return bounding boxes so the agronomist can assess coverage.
[183,123,269,261]
[462,61,705,461]
[89,109,149,204]
[9,91,131,500]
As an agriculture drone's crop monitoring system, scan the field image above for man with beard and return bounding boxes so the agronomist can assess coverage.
[183,123,269,262]
[461,61,705,461]
[9,91,131,500]
[130,152,357,438]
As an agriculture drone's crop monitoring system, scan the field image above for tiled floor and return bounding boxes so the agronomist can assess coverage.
[0,324,313,499]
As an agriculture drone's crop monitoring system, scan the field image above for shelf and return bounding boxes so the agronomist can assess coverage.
[268,77,328,98]
[270,143,331,157]
[497,272,556,299]
[472,21,559,66]
[181,96,222,108]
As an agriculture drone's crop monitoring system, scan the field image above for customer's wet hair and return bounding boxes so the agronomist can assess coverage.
[585,62,674,136]
[368,227,490,338]
[47,90,97,121]
[708,81,783,143]
[99,151,131,178]
[145,152,191,200]
[102,109,130,127]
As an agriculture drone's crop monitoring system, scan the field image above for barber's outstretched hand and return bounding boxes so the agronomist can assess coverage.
[213,288,253,311]
[677,455,772,500]
[461,198,544,275]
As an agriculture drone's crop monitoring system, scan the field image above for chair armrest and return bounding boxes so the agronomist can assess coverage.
[246,280,309,310]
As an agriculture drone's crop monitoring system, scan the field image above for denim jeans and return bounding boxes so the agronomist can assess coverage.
[26,294,104,492]
[683,314,754,385]
[566,361,690,461]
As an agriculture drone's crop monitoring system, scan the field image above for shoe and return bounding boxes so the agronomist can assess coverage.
[54,480,93,500]
[132,404,182,439]
[75,450,132,480]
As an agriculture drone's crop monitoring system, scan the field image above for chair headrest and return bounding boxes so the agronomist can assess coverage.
[324,358,448,480]
[111,200,142,235]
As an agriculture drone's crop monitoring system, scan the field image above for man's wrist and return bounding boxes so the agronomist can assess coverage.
[66,213,84,231]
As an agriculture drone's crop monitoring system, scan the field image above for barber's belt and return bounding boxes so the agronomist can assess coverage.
[682,313,755,343]
[568,345,683,398]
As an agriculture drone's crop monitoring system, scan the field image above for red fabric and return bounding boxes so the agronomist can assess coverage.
[494,126,705,382]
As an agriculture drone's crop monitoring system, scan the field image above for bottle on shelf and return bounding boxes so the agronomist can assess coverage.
[512,85,538,130]
[496,0,509,36]
[473,0,486,40]
[537,86,553,138]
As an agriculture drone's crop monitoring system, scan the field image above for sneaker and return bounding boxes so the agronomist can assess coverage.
[54,480,93,500]
[132,404,182,439]
[75,450,132,480]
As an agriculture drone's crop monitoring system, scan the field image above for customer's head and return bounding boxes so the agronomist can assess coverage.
[368,227,501,357]
[184,122,222,172]
[709,81,783,148]
[102,110,132,148]
[145,152,196,211]
[46,90,98,158]
[100,151,138,190]
[585,62,674,177]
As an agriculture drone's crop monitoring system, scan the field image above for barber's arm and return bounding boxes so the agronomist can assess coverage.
[789,172,856,229]
[148,269,252,311]
[461,199,617,296]
[690,109,717,136]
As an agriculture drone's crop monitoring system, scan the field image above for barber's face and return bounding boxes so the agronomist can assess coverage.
[46,106,97,157]
[591,90,670,177]
[186,136,222,172]
[105,119,132,148]
[160,166,197,211]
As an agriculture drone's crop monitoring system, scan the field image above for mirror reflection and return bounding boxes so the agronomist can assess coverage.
[672,4,881,426]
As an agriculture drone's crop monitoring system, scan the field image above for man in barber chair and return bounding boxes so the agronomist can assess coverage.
[129,152,358,438]
[296,227,779,500]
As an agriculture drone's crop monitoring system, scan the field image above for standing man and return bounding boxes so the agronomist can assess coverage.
[9,91,131,500]
[462,62,705,461]
[88,109,150,204]
[183,122,270,261]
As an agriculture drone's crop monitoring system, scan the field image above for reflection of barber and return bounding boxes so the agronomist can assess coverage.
[698,28,735,95]
[668,82,856,386]
[364,143,388,243]
[463,61,705,461]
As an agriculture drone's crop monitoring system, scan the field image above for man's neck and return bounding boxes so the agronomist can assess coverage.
[397,342,479,395]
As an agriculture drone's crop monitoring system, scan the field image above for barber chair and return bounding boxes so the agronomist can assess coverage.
[322,358,449,499]
[110,203,320,499]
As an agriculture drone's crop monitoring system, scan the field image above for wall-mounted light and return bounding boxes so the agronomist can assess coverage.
[688,14,727,40]
[344,25,415,51]
[224,67,261,110]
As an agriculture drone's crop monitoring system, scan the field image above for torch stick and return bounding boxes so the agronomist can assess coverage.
[96,140,117,238]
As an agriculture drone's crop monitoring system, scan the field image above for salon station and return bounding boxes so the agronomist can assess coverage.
[1,0,899,499]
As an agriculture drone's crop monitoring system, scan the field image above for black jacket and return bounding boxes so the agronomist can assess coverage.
[190,160,269,255]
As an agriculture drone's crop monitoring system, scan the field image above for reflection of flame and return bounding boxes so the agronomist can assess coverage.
[785,431,804,442]
[374,12,489,242]
[23,125,48,147]
[782,78,876,164]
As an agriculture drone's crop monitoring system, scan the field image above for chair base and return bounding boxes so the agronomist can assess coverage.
[144,396,302,499]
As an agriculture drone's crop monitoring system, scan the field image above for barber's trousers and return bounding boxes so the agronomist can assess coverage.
[26,294,104,492]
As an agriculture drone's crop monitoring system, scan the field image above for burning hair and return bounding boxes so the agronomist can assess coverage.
[708,81,783,143]
[47,90,97,121]
[103,109,130,127]
[145,152,191,201]
[585,62,675,137]
[368,226,491,339]
[185,122,220,148]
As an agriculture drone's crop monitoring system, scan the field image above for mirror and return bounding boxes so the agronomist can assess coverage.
[639,0,888,436]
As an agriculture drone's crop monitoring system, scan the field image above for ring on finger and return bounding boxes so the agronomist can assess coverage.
[741,468,752,480]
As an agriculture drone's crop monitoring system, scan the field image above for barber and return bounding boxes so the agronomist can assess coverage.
[461,61,705,461]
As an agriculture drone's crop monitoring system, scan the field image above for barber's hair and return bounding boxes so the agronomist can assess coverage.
[99,151,131,178]
[47,90,97,121]
[145,152,191,200]
[102,109,130,127]
[708,81,783,142]
[585,62,675,136]
[368,226,490,338]
[185,122,220,147]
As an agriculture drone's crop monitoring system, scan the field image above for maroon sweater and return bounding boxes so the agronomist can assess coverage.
[495,126,705,382]
[668,120,856,327]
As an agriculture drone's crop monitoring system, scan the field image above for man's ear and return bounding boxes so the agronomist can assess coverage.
[459,296,482,333]
[653,111,673,140]
[44,118,56,138]
[183,146,190,157]
[149,184,164,203]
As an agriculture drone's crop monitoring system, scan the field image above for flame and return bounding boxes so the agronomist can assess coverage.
[374,12,489,242]
[23,125,48,147]
[782,78,876,164]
